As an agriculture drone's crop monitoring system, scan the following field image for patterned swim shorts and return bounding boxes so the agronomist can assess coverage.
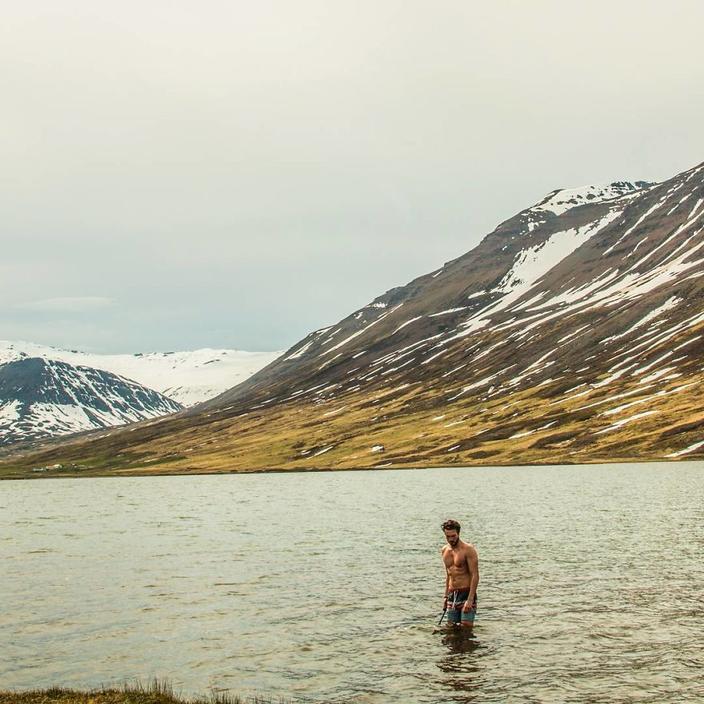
[446,589,477,625]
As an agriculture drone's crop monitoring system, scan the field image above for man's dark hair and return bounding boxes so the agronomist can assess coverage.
[441,519,461,533]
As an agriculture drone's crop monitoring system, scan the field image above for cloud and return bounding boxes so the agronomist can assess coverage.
[18,297,116,313]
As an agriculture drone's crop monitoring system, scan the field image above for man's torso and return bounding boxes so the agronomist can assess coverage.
[442,541,475,590]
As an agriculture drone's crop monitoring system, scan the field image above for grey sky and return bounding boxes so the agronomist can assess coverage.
[2,0,703,353]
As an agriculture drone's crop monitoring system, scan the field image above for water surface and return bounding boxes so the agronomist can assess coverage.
[2,462,703,702]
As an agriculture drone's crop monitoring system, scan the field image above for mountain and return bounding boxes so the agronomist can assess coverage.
[207,179,660,409]
[0,342,281,406]
[2,161,704,477]
[0,357,183,446]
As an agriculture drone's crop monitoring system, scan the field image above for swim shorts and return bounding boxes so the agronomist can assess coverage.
[446,589,477,625]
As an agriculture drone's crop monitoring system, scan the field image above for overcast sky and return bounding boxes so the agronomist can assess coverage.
[2,1,703,353]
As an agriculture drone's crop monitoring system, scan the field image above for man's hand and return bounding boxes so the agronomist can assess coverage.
[442,596,448,610]
[462,599,474,613]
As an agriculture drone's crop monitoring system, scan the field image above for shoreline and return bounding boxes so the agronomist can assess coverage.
[0,681,287,704]
[0,456,692,481]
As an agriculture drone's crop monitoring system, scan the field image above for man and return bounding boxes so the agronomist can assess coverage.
[441,518,479,629]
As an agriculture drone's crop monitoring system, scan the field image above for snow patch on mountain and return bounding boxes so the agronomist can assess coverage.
[533,181,651,216]
[322,304,404,355]
[447,209,623,341]
[0,400,21,423]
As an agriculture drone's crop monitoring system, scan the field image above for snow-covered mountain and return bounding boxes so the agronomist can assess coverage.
[0,342,281,406]
[0,357,183,446]
[3,161,704,475]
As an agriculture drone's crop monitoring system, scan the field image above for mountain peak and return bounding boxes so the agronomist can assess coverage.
[532,181,654,216]
[0,357,183,446]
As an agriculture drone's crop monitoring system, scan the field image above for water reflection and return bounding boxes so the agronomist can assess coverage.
[439,628,482,659]
[434,629,482,703]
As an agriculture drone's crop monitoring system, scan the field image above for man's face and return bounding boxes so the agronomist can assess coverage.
[444,529,459,547]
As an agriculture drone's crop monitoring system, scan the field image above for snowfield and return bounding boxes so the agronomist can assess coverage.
[0,341,281,406]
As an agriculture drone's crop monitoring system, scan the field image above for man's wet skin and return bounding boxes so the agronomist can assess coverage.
[442,530,472,590]
[441,527,479,630]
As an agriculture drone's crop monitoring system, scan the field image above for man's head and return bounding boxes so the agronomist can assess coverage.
[442,519,461,547]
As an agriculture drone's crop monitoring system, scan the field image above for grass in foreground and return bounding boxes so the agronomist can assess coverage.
[0,679,288,704]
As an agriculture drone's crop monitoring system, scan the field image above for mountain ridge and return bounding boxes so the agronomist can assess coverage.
[0,341,281,407]
[0,357,183,446]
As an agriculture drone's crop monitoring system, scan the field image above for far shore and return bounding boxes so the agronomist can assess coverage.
[0,456,688,481]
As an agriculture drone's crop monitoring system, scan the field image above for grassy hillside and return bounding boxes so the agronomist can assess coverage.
[2,362,702,480]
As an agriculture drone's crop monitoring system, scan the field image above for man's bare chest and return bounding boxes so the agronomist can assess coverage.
[443,549,468,571]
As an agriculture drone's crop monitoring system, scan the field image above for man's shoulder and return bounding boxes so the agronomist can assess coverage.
[461,541,478,555]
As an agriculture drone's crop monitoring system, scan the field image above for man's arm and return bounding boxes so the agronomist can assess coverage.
[463,545,479,610]
[441,547,450,608]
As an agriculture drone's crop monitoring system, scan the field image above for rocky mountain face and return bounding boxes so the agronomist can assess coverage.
[0,342,281,407]
[0,357,183,446]
[3,161,704,476]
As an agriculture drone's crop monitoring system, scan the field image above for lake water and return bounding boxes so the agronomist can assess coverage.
[2,462,703,703]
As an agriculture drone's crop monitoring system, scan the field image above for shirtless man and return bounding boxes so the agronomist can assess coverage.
[441,519,479,629]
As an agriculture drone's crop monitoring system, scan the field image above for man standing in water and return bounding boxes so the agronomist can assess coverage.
[441,519,479,629]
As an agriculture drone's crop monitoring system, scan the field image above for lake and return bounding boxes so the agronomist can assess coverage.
[2,462,703,703]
